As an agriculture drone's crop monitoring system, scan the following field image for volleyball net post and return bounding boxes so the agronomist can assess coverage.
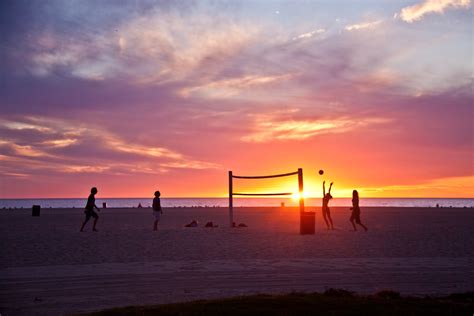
[228,170,233,227]
[298,168,304,213]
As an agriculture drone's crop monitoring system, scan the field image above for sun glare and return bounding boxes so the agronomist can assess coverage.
[291,191,309,201]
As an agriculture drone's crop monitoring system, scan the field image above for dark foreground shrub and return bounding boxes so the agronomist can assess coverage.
[446,292,474,301]
[87,291,474,316]
[374,290,401,299]
[323,288,355,297]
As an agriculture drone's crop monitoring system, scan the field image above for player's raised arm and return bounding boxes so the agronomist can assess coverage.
[323,181,326,196]
[329,182,334,194]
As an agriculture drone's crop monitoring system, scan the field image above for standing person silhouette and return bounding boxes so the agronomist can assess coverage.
[322,181,334,230]
[350,190,368,232]
[153,191,163,231]
[80,187,100,232]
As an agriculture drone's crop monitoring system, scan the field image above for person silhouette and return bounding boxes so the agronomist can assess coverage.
[350,190,368,232]
[80,187,100,232]
[322,181,334,230]
[153,191,163,231]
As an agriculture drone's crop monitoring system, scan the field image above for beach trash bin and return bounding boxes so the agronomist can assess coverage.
[102,202,107,209]
[32,205,41,217]
[300,211,315,235]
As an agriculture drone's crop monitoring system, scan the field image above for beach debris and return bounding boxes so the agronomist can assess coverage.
[185,220,198,227]
[138,203,143,208]
[232,222,248,228]
[205,221,218,228]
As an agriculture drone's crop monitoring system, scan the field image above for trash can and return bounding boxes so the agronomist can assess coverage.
[102,202,107,209]
[32,205,41,217]
[300,211,315,235]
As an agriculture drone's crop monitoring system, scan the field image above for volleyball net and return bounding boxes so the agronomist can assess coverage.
[228,168,305,227]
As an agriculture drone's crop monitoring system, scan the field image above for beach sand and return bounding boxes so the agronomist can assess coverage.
[1,206,473,315]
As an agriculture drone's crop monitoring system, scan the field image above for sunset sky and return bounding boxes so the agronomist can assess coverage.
[0,0,473,198]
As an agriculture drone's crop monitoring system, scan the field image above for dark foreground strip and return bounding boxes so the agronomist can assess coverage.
[85,290,474,316]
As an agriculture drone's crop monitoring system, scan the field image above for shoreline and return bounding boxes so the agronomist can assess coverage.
[2,205,473,210]
[2,197,473,210]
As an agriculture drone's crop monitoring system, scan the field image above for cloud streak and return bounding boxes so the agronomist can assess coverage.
[292,29,325,41]
[399,0,471,23]
[345,20,383,31]
[242,112,390,142]
[0,116,221,179]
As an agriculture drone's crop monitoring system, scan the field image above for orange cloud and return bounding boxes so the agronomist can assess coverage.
[242,115,390,142]
[399,0,471,23]
[0,116,221,178]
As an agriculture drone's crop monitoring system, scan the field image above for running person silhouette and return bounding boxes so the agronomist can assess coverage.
[350,190,368,231]
[322,181,334,230]
[80,187,100,232]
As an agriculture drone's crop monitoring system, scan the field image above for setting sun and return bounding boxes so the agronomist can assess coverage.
[291,191,310,201]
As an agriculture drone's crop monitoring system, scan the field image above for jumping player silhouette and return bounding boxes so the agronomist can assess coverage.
[322,181,334,230]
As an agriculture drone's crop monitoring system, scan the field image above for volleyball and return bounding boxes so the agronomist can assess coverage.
[319,169,324,175]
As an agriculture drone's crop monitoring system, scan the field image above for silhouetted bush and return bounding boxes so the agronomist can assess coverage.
[374,290,401,299]
[323,288,355,297]
[446,292,474,301]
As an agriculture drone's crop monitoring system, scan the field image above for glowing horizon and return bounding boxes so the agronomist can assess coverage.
[0,1,472,199]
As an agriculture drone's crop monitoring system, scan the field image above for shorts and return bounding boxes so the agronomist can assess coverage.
[350,211,361,224]
[322,206,330,216]
[153,211,161,221]
[84,209,98,220]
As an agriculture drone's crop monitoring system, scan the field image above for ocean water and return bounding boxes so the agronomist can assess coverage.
[0,198,473,209]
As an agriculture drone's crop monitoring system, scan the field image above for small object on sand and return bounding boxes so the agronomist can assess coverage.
[185,220,198,227]
[138,203,142,208]
[319,169,324,175]
[205,221,218,228]
[34,296,43,302]
[32,205,40,217]
[233,222,247,228]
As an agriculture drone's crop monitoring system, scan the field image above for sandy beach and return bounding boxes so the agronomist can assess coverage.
[1,206,473,315]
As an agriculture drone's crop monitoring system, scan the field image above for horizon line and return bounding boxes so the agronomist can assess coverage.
[1,196,473,200]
